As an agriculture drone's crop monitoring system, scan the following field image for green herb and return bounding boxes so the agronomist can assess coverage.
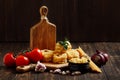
[59,39,69,50]
[22,48,32,53]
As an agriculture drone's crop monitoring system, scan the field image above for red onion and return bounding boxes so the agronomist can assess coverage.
[91,50,109,67]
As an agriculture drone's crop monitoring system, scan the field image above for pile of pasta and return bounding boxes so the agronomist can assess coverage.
[42,41,81,64]
[41,40,102,73]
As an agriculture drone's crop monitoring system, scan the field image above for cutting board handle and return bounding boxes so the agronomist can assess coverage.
[40,6,48,19]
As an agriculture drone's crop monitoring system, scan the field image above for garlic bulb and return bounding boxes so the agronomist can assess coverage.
[35,61,46,72]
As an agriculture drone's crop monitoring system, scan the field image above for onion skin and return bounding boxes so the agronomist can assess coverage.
[102,53,109,62]
[91,50,109,67]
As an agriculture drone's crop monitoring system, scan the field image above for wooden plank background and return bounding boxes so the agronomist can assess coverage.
[0,0,120,42]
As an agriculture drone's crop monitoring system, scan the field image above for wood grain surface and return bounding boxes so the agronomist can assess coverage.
[1,0,120,42]
[30,6,56,50]
[0,42,120,80]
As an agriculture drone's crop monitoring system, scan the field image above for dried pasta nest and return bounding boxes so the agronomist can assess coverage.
[41,49,54,62]
[54,41,72,53]
[66,49,80,60]
[53,53,67,64]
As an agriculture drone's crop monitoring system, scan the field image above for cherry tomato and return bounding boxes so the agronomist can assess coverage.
[3,53,16,67]
[16,55,30,66]
[25,51,30,59]
[26,48,43,63]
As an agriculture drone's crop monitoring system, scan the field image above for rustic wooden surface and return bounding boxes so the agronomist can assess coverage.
[0,42,120,80]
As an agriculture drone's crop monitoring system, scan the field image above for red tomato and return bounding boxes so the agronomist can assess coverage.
[3,53,16,67]
[25,51,30,58]
[26,48,43,63]
[16,55,30,66]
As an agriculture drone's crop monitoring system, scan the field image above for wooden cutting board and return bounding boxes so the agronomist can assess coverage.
[42,62,68,70]
[30,6,56,50]
[16,63,68,72]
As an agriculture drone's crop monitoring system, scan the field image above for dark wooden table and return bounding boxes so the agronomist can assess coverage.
[0,42,120,80]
